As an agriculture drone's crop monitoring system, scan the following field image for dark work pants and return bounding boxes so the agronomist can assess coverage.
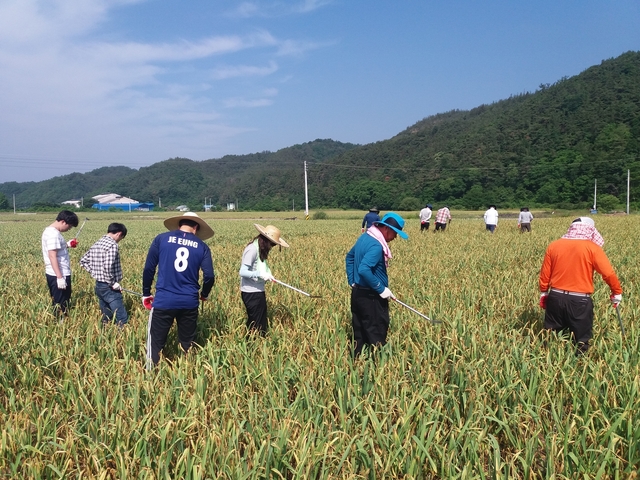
[544,291,594,350]
[351,287,390,357]
[146,307,198,366]
[46,274,72,315]
[420,222,430,231]
[435,222,447,231]
[95,281,128,325]
[242,291,268,335]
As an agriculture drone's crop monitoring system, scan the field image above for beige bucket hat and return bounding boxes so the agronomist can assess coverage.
[164,212,215,240]
[254,224,289,248]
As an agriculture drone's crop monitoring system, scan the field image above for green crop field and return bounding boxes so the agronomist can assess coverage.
[0,211,638,478]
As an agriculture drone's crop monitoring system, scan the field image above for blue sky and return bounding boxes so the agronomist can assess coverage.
[1,0,639,183]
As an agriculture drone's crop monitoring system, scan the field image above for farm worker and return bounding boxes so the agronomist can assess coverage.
[434,206,451,232]
[361,206,380,233]
[483,205,498,233]
[142,212,215,368]
[419,204,432,232]
[518,207,534,233]
[41,210,79,318]
[346,212,408,357]
[79,223,128,326]
[238,224,289,335]
[538,217,622,354]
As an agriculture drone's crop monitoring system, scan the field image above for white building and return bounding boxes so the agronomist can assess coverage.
[92,193,138,204]
[61,199,82,209]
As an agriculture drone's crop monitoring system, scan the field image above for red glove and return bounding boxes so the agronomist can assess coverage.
[142,296,154,310]
[539,293,548,309]
[361,227,365,233]
[200,295,208,302]
[67,238,78,248]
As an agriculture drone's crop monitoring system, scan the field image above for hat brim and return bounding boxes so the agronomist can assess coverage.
[164,214,214,240]
[254,224,289,247]
[375,221,408,240]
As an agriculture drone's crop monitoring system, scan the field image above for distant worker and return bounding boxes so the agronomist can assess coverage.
[483,205,498,233]
[539,217,622,354]
[361,206,380,232]
[41,210,79,319]
[239,224,289,335]
[518,207,534,233]
[346,212,408,356]
[143,212,215,368]
[80,223,128,327]
[419,204,432,232]
[434,206,452,232]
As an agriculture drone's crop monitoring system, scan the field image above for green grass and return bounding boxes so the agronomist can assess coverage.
[0,212,638,478]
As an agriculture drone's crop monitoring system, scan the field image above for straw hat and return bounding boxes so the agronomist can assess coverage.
[254,224,289,247]
[164,212,215,240]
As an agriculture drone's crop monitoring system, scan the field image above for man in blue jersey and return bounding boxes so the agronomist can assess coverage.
[346,212,408,357]
[143,212,215,368]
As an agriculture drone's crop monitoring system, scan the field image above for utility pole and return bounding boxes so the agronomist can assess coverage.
[627,169,630,215]
[304,161,309,220]
[13,194,16,214]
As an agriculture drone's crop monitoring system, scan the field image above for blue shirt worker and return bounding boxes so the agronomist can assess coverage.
[346,212,408,357]
[361,206,380,232]
[143,212,215,368]
[80,223,128,326]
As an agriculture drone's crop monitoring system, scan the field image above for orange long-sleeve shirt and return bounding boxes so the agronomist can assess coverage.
[539,238,622,295]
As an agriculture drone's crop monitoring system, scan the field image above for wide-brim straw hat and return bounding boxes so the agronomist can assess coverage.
[254,224,289,247]
[164,212,215,240]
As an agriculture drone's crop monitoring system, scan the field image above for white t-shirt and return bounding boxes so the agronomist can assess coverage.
[484,208,499,226]
[419,207,432,222]
[42,226,71,276]
[240,242,266,293]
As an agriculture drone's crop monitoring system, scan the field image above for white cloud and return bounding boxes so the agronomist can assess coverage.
[223,90,277,108]
[211,61,278,80]
[224,98,273,108]
[228,0,332,18]
[0,0,333,180]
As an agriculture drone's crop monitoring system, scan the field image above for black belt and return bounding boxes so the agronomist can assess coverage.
[353,284,374,291]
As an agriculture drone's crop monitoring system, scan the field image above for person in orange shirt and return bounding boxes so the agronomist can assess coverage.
[539,217,622,354]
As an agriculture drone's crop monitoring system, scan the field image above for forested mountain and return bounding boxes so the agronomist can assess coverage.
[2,51,640,211]
[307,50,640,210]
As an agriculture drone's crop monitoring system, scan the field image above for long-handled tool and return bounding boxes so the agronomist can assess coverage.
[75,217,89,239]
[615,305,626,339]
[272,278,322,298]
[392,297,442,324]
[121,287,143,297]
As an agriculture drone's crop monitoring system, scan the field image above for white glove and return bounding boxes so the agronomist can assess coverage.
[380,287,395,299]
[56,277,67,289]
[610,294,622,307]
[111,282,121,291]
[261,273,275,282]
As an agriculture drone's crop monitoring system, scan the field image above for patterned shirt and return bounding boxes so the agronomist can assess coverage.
[435,207,451,224]
[80,235,123,285]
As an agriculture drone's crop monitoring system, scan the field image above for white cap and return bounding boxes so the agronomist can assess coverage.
[574,216,595,226]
